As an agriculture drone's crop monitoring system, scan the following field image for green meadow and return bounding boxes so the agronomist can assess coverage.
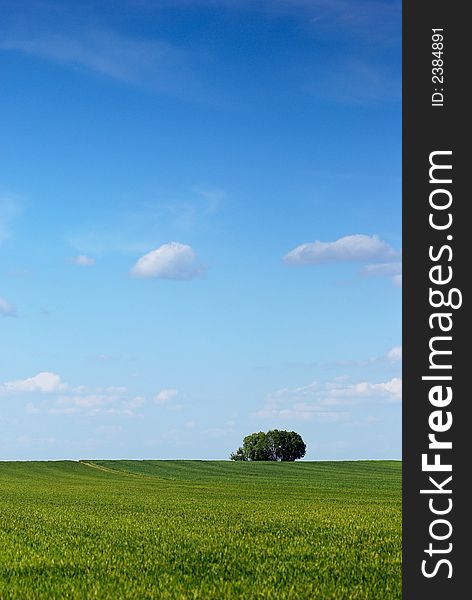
[0,460,401,599]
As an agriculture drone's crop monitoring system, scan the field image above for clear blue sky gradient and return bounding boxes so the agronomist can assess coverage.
[0,0,401,460]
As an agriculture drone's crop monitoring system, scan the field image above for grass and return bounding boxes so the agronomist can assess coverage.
[0,460,401,599]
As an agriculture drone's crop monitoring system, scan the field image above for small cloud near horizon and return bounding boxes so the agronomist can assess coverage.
[253,376,402,422]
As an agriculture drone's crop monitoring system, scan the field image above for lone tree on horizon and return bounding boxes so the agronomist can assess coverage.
[230,430,306,462]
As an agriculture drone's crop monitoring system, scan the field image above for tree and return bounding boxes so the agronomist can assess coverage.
[229,447,246,461]
[242,431,271,461]
[267,429,306,461]
[230,430,306,461]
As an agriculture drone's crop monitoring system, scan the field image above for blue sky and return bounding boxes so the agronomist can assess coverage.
[0,0,401,461]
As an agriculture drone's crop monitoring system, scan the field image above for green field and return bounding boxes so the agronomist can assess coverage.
[0,460,401,599]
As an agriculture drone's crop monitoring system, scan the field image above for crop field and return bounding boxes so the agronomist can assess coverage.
[0,460,401,599]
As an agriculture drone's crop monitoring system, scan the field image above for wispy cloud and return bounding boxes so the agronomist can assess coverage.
[392,274,402,288]
[130,242,204,280]
[387,346,402,362]
[328,377,401,400]
[306,0,401,37]
[286,345,403,370]
[155,388,178,405]
[0,28,208,100]
[0,297,17,318]
[191,186,227,214]
[253,376,401,422]
[284,234,398,266]
[361,260,402,287]
[1,30,169,82]
[36,387,142,417]
[135,0,400,41]
[154,389,185,411]
[360,261,401,277]
[70,254,95,267]
[307,58,401,106]
[0,371,145,418]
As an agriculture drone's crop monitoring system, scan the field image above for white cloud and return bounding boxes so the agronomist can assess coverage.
[57,394,112,408]
[372,378,402,399]
[1,373,142,417]
[387,346,402,362]
[129,396,146,408]
[1,372,66,394]
[392,273,402,287]
[50,386,140,417]
[254,399,349,423]
[130,242,203,279]
[0,297,17,317]
[105,386,127,394]
[361,261,402,287]
[361,261,401,277]
[71,254,95,266]
[328,377,402,401]
[253,376,402,422]
[283,234,398,266]
[155,388,178,404]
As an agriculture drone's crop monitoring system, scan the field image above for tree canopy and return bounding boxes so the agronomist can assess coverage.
[230,430,306,462]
